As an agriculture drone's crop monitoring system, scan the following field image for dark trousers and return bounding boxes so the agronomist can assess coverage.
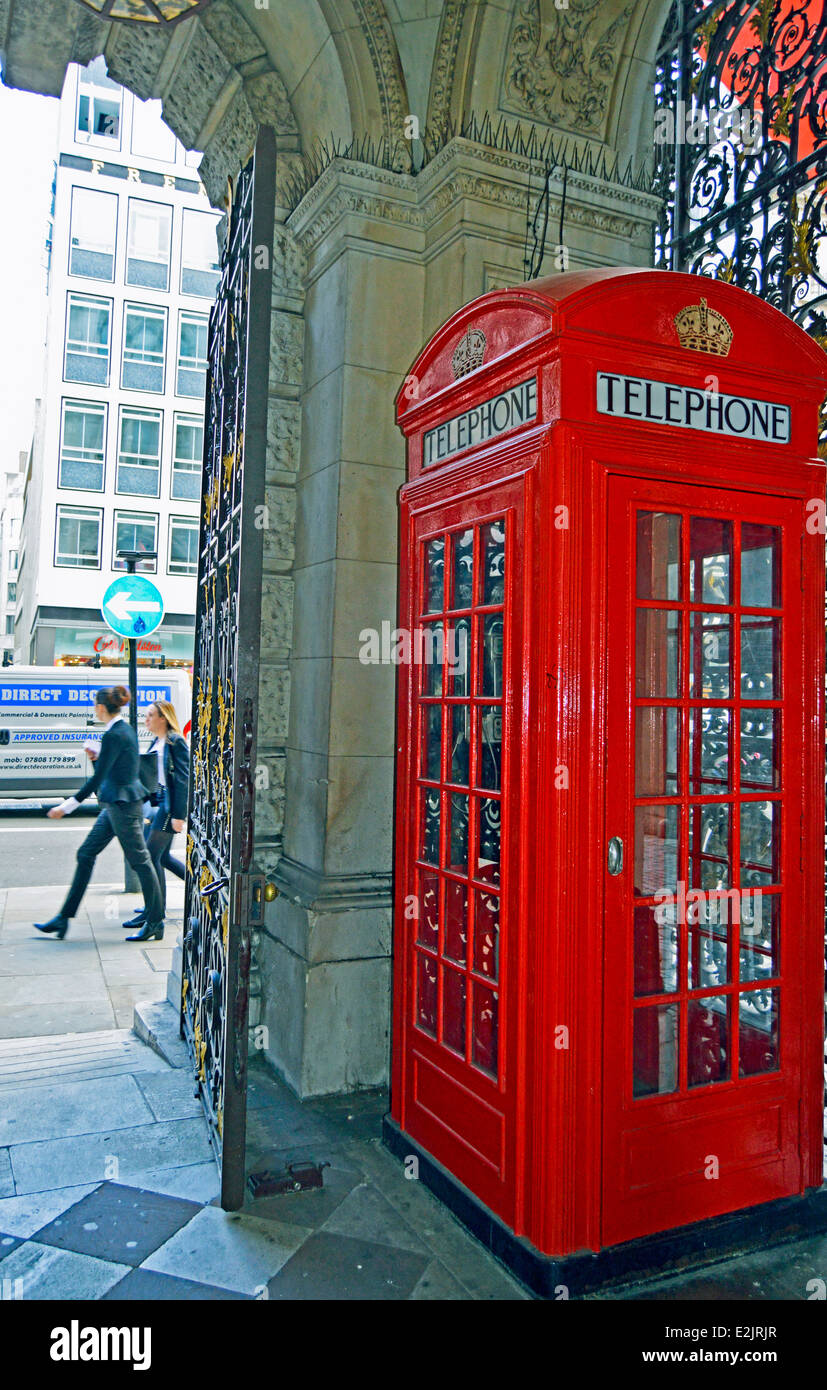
[142,792,186,917]
[61,801,163,923]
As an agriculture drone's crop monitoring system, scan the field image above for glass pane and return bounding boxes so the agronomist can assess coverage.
[688,802,730,890]
[417,872,439,951]
[688,893,731,988]
[690,612,730,697]
[474,889,499,981]
[422,705,441,781]
[740,617,780,700]
[420,787,440,865]
[471,984,498,1078]
[739,988,779,1076]
[481,520,505,605]
[688,996,730,1087]
[741,523,780,608]
[739,893,779,983]
[740,708,780,790]
[477,706,502,790]
[444,877,468,964]
[448,618,471,697]
[452,529,474,609]
[423,537,444,613]
[422,625,443,696]
[633,1003,679,1097]
[690,517,732,603]
[689,707,730,793]
[480,613,503,697]
[448,792,468,873]
[635,609,679,698]
[442,968,466,1054]
[635,706,679,796]
[636,510,681,600]
[416,953,437,1036]
[634,805,679,897]
[450,705,470,785]
[634,903,678,996]
[477,797,501,887]
[740,800,779,886]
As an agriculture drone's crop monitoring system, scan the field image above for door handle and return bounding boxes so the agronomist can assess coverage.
[607,836,624,876]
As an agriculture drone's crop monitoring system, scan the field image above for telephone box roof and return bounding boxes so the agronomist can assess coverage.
[397,267,827,424]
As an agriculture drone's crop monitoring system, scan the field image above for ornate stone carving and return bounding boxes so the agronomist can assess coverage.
[352,0,409,153]
[162,20,231,149]
[258,666,291,745]
[262,486,297,571]
[260,576,294,657]
[198,88,258,207]
[201,0,265,67]
[504,0,633,139]
[266,398,302,479]
[245,70,298,136]
[428,0,468,131]
[272,225,307,295]
[269,310,304,388]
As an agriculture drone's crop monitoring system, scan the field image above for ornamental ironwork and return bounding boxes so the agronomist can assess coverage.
[654,0,827,357]
[181,127,276,1211]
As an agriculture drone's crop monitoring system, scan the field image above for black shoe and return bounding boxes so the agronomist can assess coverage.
[122,912,146,929]
[34,915,70,940]
[126,920,164,942]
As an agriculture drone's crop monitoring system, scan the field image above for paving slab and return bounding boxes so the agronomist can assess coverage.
[0,1185,100,1238]
[34,1183,202,1266]
[0,1148,13,1199]
[267,1231,429,1301]
[0,1029,170,1091]
[0,971,111,1009]
[0,1240,129,1300]
[133,1071,203,1122]
[9,1117,213,1194]
[123,1163,219,1206]
[142,1204,311,1295]
[0,1000,116,1039]
[0,1073,155,1147]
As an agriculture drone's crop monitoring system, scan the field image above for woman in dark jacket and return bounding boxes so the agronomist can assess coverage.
[34,686,164,941]
[122,699,190,940]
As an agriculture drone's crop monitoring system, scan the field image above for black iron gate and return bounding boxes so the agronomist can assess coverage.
[181,126,276,1211]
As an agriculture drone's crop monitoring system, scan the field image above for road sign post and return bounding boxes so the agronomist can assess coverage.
[104,558,162,895]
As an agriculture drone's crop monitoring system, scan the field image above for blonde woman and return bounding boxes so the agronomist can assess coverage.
[122,699,190,941]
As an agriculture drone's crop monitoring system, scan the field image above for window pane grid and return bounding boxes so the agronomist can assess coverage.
[633,510,784,1099]
[412,521,505,1080]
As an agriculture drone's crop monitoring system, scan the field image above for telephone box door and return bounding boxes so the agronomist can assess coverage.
[603,472,806,1248]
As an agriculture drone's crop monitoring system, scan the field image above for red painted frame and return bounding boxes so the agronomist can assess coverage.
[393,268,827,1257]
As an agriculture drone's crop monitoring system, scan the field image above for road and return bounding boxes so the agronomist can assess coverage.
[0,800,187,891]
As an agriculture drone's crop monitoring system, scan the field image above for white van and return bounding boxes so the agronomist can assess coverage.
[0,666,192,801]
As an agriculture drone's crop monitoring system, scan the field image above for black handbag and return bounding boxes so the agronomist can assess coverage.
[138,750,160,805]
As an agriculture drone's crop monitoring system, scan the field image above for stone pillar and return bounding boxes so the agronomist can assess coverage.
[255,143,660,1097]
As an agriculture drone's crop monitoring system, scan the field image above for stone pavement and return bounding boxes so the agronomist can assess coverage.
[0,877,183,1038]
[1,881,826,1302]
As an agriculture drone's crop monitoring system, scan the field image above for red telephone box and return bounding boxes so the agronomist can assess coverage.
[387,268,827,1291]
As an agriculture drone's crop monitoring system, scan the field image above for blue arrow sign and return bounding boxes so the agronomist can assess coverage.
[102,574,165,639]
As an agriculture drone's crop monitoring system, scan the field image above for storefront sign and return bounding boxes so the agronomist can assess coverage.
[596,372,790,443]
[424,378,538,466]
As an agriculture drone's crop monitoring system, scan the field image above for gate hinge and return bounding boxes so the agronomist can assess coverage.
[247,1161,329,1199]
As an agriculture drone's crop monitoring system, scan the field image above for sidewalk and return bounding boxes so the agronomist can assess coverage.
[1,881,826,1301]
[0,882,528,1300]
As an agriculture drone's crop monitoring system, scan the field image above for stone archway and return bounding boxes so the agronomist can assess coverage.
[2,0,672,1098]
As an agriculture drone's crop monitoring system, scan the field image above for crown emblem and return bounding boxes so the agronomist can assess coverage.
[452,328,487,378]
[674,298,733,357]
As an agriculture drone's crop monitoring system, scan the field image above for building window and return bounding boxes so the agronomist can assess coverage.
[113,511,158,573]
[181,210,220,298]
[176,312,208,398]
[117,407,162,497]
[76,87,121,143]
[7,583,16,604]
[8,552,17,573]
[55,505,102,568]
[64,293,111,386]
[130,95,176,163]
[69,187,117,281]
[171,414,203,500]
[126,199,172,291]
[168,516,199,576]
[59,400,106,491]
[122,303,166,393]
